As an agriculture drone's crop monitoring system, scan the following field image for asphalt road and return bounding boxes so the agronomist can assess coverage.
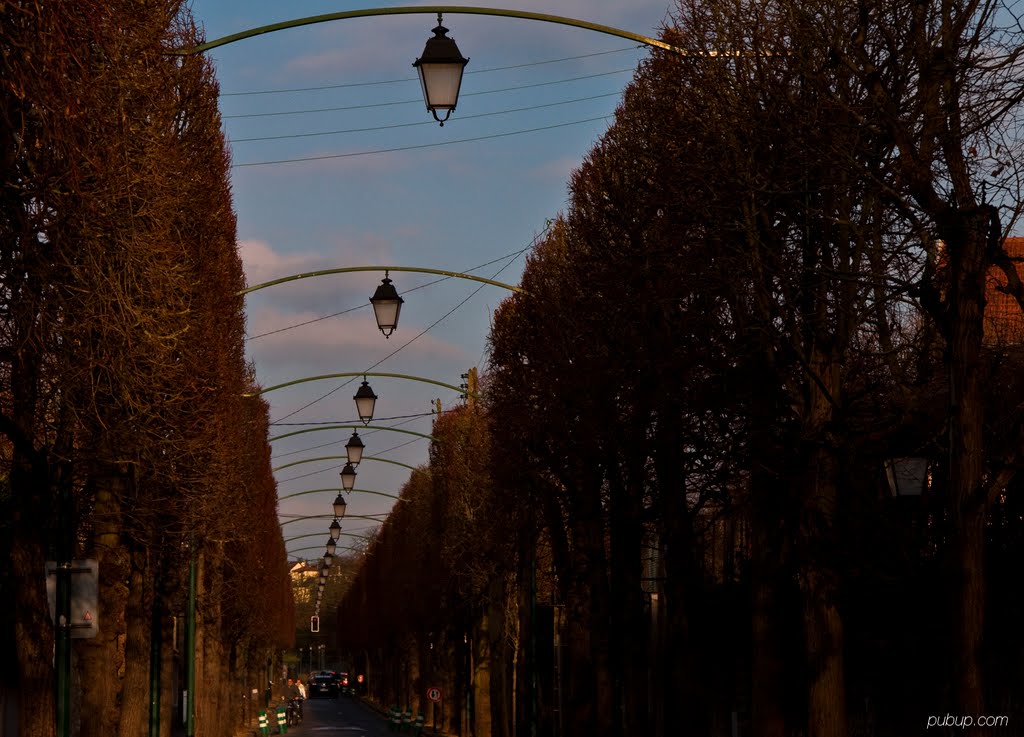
[278,695,397,737]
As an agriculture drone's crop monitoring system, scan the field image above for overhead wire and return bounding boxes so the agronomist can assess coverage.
[220,46,641,96]
[228,91,622,143]
[222,69,632,120]
[232,115,611,168]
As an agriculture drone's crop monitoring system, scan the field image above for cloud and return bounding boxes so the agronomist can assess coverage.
[529,156,580,184]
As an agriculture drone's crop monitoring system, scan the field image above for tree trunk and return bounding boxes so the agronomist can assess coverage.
[12,530,56,737]
[944,208,991,734]
[117,550,152,737]
[747,378,790,737]
[474,611,493,737]
[487,575,513,737]
[798,349,847,737]
[78,475,130,737]
[652,406,705,737]
[607,456,647,737]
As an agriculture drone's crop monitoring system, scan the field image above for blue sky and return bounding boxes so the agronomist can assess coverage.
[185,0,675,560]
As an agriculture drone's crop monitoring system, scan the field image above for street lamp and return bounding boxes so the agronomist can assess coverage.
[370,272,404,337]
[413,14,469,126]
[323,552,333,568]
[326,536,337,556]
[885,457,930,497]
[353,379,377,424]
[340,463,357,492]
[333,494,348,519]
[345,430,365,465]
[329,518,342,540]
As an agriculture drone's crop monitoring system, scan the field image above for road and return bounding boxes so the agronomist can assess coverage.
[279,695,398,737]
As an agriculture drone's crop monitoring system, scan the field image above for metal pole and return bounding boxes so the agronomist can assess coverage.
[185,553,197,736]
[55,486,72,737]
[149,595,162,737]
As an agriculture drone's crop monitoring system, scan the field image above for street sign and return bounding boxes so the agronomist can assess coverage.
[45,559,99,639]
[427,687,442,703]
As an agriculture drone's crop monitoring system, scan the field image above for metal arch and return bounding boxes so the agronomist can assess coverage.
[279,513,388,527]
[284,530,376,544]
[279,486,404,502]
[248,371,478,400]
[172,7,685,56]
[241,266,522,296]
[270,425,436,443]
[273,455,425,475]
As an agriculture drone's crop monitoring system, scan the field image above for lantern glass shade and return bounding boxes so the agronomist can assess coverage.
[333,494,347,519]
[413,20,469,125]
[329,518,342,540]
[340,463,357,492]
[319,575,326,585]
[326,537,337,556]
[353,380,377,424]
[345,431,365,465]
[885,457,929,496]
[370,275,404,337]
[323,552,333,568]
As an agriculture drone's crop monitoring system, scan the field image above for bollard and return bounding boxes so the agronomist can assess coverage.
[401,707,411,733]
[258,710,269,736]
[276,706,287,734]
[389,705,401,732]
[413,711,425,736]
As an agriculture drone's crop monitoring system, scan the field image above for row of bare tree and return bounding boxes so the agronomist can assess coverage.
[1,3,293,736]
[330,2,1024,737]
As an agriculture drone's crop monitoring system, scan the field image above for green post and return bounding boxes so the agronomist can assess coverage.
[55,485,72,737]
[149,594,162,737]
[186,552,197,736]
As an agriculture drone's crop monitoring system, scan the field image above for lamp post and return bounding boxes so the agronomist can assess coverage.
[370,272,404,337]
[413,14,469,126]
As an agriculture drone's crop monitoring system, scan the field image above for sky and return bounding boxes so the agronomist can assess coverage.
[184,0,676,563]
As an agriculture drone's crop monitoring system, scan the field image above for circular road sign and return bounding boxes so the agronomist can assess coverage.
[427,687,442,703]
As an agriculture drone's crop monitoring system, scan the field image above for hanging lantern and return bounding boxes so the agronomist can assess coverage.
[370,272,404,337]
[413,15,469,126]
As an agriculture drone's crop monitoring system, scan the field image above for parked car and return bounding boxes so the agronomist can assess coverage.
[309,674,339,699]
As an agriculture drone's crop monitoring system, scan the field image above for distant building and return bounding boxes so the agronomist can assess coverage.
[984,237,1024,344]
[290,561,321,604]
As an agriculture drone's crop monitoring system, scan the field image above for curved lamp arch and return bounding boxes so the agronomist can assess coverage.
[247,371,475,400]
[241,265,521,296]
[174,7,686,56]
[271,425,435,444]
